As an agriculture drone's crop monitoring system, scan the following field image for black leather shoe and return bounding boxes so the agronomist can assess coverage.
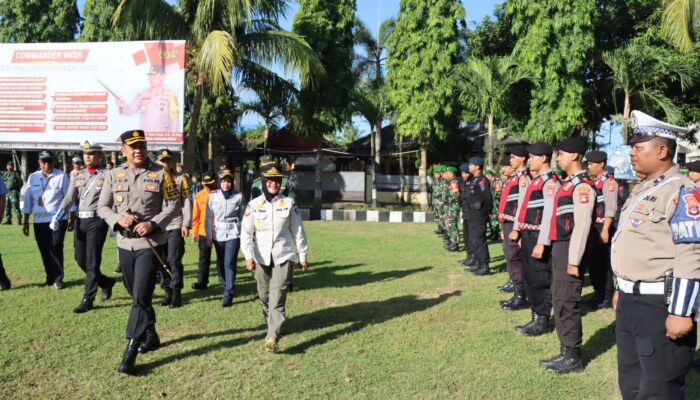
[73,298,93,314]
[539,346,566,368]
[0,270,10,290]
[446,242,459,252]
[596,299,613,309]
[159,288,172,306]
[138,325,160,354]
[101,279,115,302]
[501,290,528,311]
[222,298,233,307]
[118,339,140,374]
[54,281,65,290]
[434,227,445,234]
[499,280,514,293]
[191,282,207,290]
[583,292,604,306]
[514,312,535,332]
[169,290,182,308]
[472,263,490,276]
[114,266,121,274]
[545,347,584,374]
[522,314,554,337]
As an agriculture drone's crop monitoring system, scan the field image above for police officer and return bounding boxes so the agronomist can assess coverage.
[495,155,514,292]
[538,138,595,374]
[22,151,70,289]
[250,156,295,200]
[70,156,84,181]
[154,149,192,308]
[2,161,22,225]
[511,142,559,336]
[583,150,618,309]
[611,111,700,398]
[499,146,531,310]
[53,142,116,313]
[97,130,180,374]
[432,165,445,235]
[116,65,180,133]
[463,157,492,275]
[458,163,472,264]
[191,172,223,289]
[443,166,461,252]
[0,178,10,289]
[687,160,700,185]
[241,162,308,352]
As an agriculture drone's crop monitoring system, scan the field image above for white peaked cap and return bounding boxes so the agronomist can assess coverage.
[629,110,688,143]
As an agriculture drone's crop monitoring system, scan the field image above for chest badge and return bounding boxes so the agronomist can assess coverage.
[147,172,159,179]
[630,218,645,228]
[115,172,126,178]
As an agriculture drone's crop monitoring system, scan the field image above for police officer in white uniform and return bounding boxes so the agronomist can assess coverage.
[241,163,308,353]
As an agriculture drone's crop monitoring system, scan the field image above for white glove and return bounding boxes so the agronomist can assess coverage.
[49,216,60,231]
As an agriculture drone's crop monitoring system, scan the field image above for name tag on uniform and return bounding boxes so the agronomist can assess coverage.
[147,172,159,178]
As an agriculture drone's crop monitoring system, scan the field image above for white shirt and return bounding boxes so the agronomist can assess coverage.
[204,190,245,242]
[241,194,308,266]
[22,169,70,223]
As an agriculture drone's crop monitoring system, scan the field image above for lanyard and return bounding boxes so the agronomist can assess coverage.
[81,171,105,199]
[40,173,53,194]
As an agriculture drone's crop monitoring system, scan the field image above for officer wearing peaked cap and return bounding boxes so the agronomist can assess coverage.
[611,111,700,398]
[250,156,295,200]
[54,141,116,313]
[97,130,180,374]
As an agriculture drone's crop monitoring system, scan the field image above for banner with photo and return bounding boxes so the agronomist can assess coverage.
[0,41,186,151]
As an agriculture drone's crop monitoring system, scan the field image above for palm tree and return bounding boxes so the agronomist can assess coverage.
[602,41,696,140]
[453,55,534,169]
[114,0,324,173]
[240,69,297,152]
[661,0,700,54]
[353,17,394,207]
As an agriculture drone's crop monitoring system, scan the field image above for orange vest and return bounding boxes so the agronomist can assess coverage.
[191,188,210,237]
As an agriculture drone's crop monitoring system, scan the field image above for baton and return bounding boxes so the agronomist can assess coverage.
[124,208,173,278]
[97,79,125,104]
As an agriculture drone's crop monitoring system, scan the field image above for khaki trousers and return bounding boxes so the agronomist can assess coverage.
[254,260,294,340]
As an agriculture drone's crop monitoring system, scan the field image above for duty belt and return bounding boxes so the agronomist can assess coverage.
[78,211,96,219]
[118,228,142,239]
[616,277,664,295]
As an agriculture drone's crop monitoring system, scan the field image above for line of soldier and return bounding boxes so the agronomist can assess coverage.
[431,110,700,396]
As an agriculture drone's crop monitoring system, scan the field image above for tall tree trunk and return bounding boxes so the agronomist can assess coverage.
[370,129,376,207]
[373,113,382,207]
[398,134,405,206]
[419,136,428,211]
[263,120,271,153]
[313,140,323,216]
[20,151,28,183]
[207,128,214,172]
[487,114,495,170]
[184,71,205,175]
[623,90,631,142]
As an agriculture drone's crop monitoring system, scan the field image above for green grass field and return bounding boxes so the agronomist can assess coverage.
[0,221,698,399]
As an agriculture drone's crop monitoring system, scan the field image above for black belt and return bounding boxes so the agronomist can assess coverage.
[118,228,142,239]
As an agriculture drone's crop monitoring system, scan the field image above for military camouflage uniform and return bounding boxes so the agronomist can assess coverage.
[2,169,22,224]
[446,179,461,244]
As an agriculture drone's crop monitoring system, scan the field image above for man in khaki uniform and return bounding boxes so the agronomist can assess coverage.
[241,163,308,352]
[611,110,700,399]
[97,129,180,375]
[52,141,115,313]
[116,65,180,133]
[154,149,192,308]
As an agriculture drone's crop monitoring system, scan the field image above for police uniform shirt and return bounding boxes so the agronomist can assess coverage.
[514,169,560,247]
[97,161,180,250]
[164,171,193,230]
[59,167,107,213]
[204,189,245,242]
[566,172,595,265]
[462,173,492,212]
[22,168,71,223]
[512,167,532,223]
[593,172,619,222]
[240,194,308,266]
[611,166,699,283]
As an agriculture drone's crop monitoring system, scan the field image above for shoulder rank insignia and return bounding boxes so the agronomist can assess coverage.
[115,172,126,178]
[147,172,159,179]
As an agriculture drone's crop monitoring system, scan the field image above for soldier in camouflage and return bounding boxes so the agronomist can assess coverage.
[443,166,461,252]
[2,161,22,225]
[432,165,445,235]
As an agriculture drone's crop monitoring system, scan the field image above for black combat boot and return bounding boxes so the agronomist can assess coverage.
[514,311,536,332]
[539,345,566,368]
[159,288,172,306]
[446,241,459,252]
[499,279,514,293]
[0,257,10,290]
[583,291,604,307]
[118,338,141,374]
[169,289,182,308]
[101,279,115,302]
[73,298,94,314]
[137,324,161,353]
[501,290,528,311]
[434,226,445,234]
[472,263,490,276]
[545,347,584,374]
[522,314,553,337]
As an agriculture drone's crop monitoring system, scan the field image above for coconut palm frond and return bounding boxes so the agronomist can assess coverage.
[198,30,237,95]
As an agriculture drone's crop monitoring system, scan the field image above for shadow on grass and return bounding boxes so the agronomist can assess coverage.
[282,290,462,354]
[582,321,615,366]
[293,264,432,292]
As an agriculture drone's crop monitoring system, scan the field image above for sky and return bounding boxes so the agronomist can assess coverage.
[75,0,502,132]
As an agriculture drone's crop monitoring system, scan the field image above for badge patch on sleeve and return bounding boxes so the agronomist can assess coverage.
[579,193,589,203]
[683,194,699,217]
[547,182,556,196]
[608,180,616,192]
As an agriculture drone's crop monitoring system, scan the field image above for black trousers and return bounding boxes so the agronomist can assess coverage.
[196,236,223,285]
[465,210,489,263]
[118,246,161,339]
[33,221,67,284]
[0,253,10,288]
[521,231,552,316]
[584,224,614,299]
[74,217,115,300]
[462,218,471,257]
[502,221,524,291]
[160,229,185,290]
[616,292,696,400]
[551,240,584,349]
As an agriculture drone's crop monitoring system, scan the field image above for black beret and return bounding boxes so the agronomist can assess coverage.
[510,145,528,157]
[120,130,146,146]
[555,138,587,154]
[527,142,553,157]
[499,155,511,166]
[687,160,700,173]
[585,150,607,163]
